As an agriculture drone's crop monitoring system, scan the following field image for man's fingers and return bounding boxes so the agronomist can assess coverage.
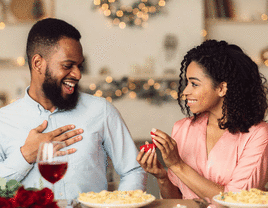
[55,127,83,141]
[64,135,83,146]
[50,124,77,138]
[35,120,48,133]
[66,148,77,154]
[55,148,77,157]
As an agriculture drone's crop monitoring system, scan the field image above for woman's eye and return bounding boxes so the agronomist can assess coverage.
[191,82,198,87]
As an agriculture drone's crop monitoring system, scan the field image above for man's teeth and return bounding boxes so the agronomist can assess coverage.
[187,100,197,103]
[64,82,75,88]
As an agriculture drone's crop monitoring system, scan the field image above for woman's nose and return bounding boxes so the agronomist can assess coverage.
[183,84,190,95]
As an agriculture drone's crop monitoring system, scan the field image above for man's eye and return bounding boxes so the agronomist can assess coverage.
[63,65,72,69]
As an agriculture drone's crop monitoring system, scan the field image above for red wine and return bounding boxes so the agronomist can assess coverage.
[38,161,68,184]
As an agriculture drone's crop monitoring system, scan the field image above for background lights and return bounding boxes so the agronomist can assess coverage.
[16,57,25,66]
[89,83,97,91]
[0,22,5,30]
[83,76,180,105]
[92,0,168,28]
[106,76,113,83]
[129,91,137,99]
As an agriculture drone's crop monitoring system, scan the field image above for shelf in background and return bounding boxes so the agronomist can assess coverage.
[205,18,268,25]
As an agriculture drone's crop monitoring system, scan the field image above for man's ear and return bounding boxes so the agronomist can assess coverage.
[31,54,46,75]
[218,82,227,97]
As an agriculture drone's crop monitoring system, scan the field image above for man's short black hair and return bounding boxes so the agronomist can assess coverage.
[26,18,81,70]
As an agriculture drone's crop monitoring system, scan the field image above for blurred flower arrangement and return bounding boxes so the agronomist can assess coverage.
[0,178,59,208]
[92,0,168,28]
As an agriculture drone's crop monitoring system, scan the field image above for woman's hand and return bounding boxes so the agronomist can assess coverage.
[136,143,167,179]
[151,128,182,169]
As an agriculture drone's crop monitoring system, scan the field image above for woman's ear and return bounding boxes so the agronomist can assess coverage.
[218,82,227,97]
[31,54,46,75]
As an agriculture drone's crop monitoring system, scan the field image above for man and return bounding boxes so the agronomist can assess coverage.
[0,18,146,200]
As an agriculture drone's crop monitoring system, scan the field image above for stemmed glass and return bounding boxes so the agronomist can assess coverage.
[37,141,68,196]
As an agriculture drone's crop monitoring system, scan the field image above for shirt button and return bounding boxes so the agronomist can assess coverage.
[49,115,52,119]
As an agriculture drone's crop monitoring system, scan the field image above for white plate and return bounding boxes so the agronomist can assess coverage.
[213,194,268,208]
[77,195,155,208]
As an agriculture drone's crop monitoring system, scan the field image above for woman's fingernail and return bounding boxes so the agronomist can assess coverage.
[147,148,152,153]
[151,128,156,133]
[151,134,156,138]
[152,147,155,153]
[141,147,145,152]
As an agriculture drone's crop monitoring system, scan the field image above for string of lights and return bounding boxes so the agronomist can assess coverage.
[92,0,168,29]
[80,75,179,105]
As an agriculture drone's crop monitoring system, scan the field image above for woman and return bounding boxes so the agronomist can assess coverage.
[137,39,268,201]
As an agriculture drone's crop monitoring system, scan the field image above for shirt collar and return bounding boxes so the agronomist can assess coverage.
[23,86,58,115]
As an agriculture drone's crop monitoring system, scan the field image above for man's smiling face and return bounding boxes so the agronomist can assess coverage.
[42,37,84,111]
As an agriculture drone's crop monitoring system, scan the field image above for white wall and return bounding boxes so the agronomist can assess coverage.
[206,0,268,65]
[56,0,204,76]
[0,0,203,140]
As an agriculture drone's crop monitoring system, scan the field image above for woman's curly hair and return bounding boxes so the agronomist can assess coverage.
[178,39,268,134]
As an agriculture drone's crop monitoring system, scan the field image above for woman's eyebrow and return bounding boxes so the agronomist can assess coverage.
[188,77,201,82]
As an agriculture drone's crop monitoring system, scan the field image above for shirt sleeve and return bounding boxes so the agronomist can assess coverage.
[0,144,33,182]
[102,101,147,191]
[224,123,268,192]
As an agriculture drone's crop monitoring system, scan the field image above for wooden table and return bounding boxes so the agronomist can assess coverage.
[143,199,200,207]
[57,199,201,208]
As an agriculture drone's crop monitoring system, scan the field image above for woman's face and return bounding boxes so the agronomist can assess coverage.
[183,61,224,115]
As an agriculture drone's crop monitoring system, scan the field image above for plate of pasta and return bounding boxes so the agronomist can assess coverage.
[77,190,155,208]
[213,188,268,208]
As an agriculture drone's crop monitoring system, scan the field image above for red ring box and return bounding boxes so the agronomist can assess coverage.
[139,143,156,152]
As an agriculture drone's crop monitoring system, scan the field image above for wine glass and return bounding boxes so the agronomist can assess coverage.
[37,141,68,196]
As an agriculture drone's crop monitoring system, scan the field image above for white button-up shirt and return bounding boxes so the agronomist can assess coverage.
[0,88,147,199]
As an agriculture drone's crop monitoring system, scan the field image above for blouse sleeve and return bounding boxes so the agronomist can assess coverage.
[224,122,268,192]
[167,118,191,189]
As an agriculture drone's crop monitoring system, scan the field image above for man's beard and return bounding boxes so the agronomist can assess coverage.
[42,68,79,111]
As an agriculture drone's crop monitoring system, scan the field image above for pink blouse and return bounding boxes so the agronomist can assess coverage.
[168,113,268,199]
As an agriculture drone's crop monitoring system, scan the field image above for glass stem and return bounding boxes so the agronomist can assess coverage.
[52,183,55,198]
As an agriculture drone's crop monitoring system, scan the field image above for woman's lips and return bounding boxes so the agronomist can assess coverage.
[186,99,197,106]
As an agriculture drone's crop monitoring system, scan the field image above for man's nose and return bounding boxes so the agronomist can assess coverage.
[70,66,81,80]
